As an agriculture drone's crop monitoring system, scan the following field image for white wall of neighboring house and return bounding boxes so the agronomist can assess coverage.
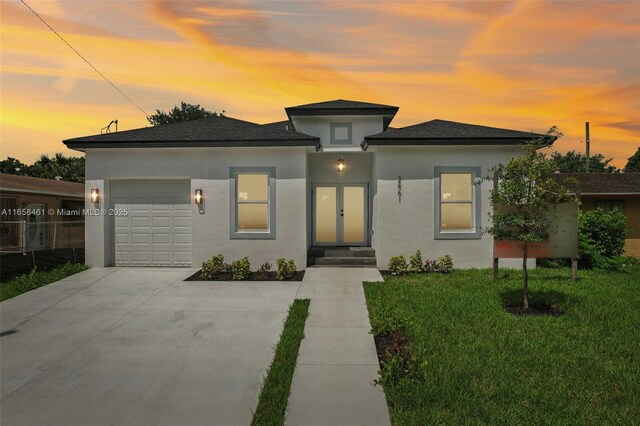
[85,147,307,268]
[372,145,529,269]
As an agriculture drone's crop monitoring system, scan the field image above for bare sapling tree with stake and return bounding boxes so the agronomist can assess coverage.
[483,127,576,309]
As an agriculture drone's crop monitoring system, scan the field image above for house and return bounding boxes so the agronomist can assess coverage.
[559,173,640,257]
[0,173,84,251]
[63,99,551,269]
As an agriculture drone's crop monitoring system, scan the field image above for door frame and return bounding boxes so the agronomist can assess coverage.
[311,182,369,246]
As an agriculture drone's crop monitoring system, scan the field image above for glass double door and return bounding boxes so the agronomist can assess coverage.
[313,184,367,246]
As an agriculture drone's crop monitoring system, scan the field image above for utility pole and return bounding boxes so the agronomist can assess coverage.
[585,121,590,173]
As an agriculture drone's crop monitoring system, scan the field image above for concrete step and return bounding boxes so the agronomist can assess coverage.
[308,247,375,258]
[314,257,377,266]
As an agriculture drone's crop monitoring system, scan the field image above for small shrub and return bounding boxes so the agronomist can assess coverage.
[435,254,453,273]
[259,262,272,272]
[423,259,437,273]
[408,250,424,273]
[223,262,233,274]
[201,254,225,279]
[231,257,251,280]
[276,258,297,280]
[388,256,408,275]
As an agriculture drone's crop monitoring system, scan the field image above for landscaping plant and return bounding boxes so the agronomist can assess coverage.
[275,258,297,280]
[388,255,409,275]
[579,208,628,269]
[201,254,225,279]
[231,257,251,280]
[483,128,576,309]
[435,254,453,273]
[408,250,424,273]
[259,261,272,272]
[1,263,88,302]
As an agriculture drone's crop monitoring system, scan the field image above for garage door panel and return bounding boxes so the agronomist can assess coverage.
[112,180,191,267]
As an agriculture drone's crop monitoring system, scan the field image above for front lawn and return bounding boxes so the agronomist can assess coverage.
[364,267,640,424]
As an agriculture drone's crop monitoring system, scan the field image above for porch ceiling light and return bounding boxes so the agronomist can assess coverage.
[337,158,345,173]
[195,189,203,204]
[90,188,100,204]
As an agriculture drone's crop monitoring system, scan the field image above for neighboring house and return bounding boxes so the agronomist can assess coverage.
[559,173,640,257]
[63,99,551,269]
[0,173,84,251]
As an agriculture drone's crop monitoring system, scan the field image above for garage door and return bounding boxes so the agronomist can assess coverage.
[111,180,191,266]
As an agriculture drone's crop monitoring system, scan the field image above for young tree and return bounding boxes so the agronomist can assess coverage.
[147,101,223,126]
[623,147,640,172]
[550,150,619,173]
[485,127,576,309]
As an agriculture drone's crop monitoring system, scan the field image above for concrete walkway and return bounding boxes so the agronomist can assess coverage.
[286,268,391,426]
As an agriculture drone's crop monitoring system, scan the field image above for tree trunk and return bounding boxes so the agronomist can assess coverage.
[522,242,529,310]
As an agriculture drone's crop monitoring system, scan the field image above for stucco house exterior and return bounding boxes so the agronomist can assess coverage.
[63,100,549,269]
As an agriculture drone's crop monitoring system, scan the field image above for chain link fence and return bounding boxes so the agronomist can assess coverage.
[0,221,84,254]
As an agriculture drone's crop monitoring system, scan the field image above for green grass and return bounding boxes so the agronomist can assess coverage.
[252,298,310,425]
[364,267,640,425]
[0,263,89,302]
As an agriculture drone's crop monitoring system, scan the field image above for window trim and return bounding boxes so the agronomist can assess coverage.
[330,122,353,145]
[229,167,276,239]
[434,166,481,240]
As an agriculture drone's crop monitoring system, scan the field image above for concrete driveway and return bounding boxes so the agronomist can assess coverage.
[0,267,300,425]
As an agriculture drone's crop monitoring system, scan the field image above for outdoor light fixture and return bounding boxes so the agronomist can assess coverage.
[90,188,100,204]
[337,158,345,173]
[195,189,203,204]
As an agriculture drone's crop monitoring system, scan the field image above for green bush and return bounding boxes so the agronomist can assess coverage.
[258,262,272,272]
[388,256,408,275]
[1,263,88,302]
[579,208,628,269]
[201,254,225,278]
[231,257,251,280]
[276,258,297,280]
[408,250,424,273]
[436,254,453,273]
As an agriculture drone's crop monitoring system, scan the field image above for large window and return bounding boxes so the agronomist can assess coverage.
[330,123,352,145]
[434,166,481,239]
[230,167,276,239]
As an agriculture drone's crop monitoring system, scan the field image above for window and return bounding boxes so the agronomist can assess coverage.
[330,123,352,145]
[230,167,276,239]
[434,166,481,239]
[595,200,624,214]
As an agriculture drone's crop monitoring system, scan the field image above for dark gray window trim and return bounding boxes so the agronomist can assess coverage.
[330,122,353,145]
[434,166,481,240]
[229,167,276,240]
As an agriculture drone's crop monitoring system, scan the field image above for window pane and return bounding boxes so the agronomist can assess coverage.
[315,187,337,243]
[238,174,268,201]
[441,173,472,201]
[441,203,472,230]
[238,204,268,230]
[343,186,365,243]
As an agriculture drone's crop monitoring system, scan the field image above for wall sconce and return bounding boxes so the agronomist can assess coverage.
[90,188,100,204]
[337,158,345,173]
[194,189,203,204]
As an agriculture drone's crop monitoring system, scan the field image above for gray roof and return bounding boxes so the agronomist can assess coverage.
[557,173,640,195]
[285,99,399,130]
[364,119,552,146]
[63,115,318,150]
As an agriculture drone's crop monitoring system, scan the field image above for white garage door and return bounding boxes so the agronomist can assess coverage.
[111,180,191,266]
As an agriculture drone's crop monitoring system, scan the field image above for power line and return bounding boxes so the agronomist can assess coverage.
[20,0,150,118]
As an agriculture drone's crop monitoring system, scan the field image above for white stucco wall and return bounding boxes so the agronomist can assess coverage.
[85,147,307,269]
[373,145,529,269]
[292,115,383,148]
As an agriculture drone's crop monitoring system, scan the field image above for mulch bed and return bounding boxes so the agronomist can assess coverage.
[374,327,413,367]
[504,302,564,316]
[185,270,305,281]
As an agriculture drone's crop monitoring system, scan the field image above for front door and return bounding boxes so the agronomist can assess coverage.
[313,184,367,246]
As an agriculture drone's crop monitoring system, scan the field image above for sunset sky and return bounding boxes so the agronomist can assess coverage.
[1,0,638,166]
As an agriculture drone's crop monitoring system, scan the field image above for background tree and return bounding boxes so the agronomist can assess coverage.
[623,147,640,172]
[485,127,576,309]
[0,154,85,182]
[550,150,619,173]
[147,101,223,126]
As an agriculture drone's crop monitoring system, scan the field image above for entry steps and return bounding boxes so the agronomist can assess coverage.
[307,246,377,267]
